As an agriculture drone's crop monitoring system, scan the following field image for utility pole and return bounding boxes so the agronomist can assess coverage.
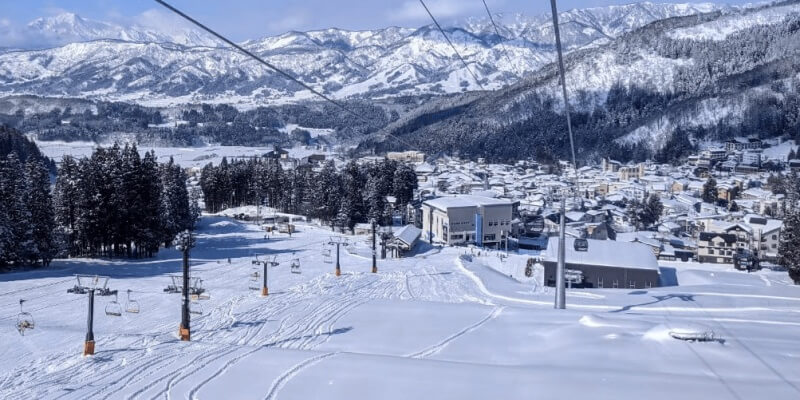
[328,237,349,276]
[252,255,279,296]
[372,220,378,273]
[84,289,95,356]
[176,230,196,341]
[555,198,566,309]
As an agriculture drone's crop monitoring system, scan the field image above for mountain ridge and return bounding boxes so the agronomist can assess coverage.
[0,2,727,106]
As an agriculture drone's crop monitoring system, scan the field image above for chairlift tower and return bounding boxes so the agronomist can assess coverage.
[555,199,567,309]
[372,220,378,273]
[176,230,196,341]
[328,237,349,276]
[252,255,279,296]
[66,275,115,355]
[549,0,574,310]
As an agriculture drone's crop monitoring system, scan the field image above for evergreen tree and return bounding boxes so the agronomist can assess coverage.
[0,154,34,265]
[392,163,418,208]
[137,151,164,257]
[24,159,56,266]
[626,198,644,230]
[702,177,718,204]
[778,208,800,284]
[641,194,664,229]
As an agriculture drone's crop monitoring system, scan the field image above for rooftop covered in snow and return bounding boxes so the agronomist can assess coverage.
[542,237,660,271]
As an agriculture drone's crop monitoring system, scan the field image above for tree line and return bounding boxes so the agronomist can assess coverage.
[54,144,199,259]
[199,158,418,232]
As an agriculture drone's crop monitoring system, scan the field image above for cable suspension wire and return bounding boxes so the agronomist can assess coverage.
[549,0,577,169]
[153,0,420,151]
[480,0,520,79]
[418,0,486,91]
[153,0,367,124]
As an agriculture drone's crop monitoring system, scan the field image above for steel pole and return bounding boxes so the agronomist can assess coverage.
[262,262,269,296]
[180,248,190,340]
[372,220,377,273]
[335,242,341,276]
[555,198,566,309]
[83,289,95,355]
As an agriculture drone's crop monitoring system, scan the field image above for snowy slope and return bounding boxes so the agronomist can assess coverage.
[0,3,723,105]
[1,214,799,399]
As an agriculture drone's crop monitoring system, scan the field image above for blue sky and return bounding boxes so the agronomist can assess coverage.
[1,0,755,41]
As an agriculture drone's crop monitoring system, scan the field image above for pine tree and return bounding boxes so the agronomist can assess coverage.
[136,151,164,257]
[24,159,56,266]
[0,154,34,266]
[778,208,800,284]
[641,194,664,229]
[626,199,643,231]
[392,163,418,208]
[702,177,718,204]
[364,175,385,223]
[311,161,341,229]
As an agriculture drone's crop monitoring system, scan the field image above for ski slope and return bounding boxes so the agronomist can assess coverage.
[1,215,799,399]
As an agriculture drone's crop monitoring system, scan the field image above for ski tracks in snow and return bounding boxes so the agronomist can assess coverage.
[407,306,504,359]
[262,352,339,400]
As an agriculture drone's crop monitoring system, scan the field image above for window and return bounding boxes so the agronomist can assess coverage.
[709,249,715,255]
[629,281,636,288]
[772,235,777,240]
[484,234,496,241]
[772,244,777,249]
[597,277,603,288]
[646,281,653,288]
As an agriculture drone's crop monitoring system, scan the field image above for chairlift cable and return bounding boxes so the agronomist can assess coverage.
[153,0,420,151]
[481,0,522,79]
[419,0,486,91]
[549,0,577,170]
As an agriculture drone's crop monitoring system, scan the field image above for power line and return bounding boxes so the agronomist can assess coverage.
[480,0,520,79]
[153,0,420,152]
[418,0,486,91]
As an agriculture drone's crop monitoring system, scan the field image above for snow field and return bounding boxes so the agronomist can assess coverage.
[0,215,799,399]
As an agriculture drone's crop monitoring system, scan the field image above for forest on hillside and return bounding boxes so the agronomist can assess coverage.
[0,127,197,270]
[366,8,800,164]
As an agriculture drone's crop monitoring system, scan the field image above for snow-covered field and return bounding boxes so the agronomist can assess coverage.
[33,140,338,169]
[1,215,799,399]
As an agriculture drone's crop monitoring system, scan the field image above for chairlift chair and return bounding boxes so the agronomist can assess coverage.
[192,279,210,300]
[291,258,301,274]
[16,299,35,336]
[105,293,123,317]
[322,247,333,264]
[125,289,140,314]
[189,299,203,315]
[164,275,182,294]
[248,268,261,290]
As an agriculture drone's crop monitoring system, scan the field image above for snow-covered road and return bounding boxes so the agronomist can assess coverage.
[1,215,799,399]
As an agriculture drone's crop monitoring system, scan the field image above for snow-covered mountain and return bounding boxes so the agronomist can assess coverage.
[0,2,723,106]
[22,12,220,48]
[367,1,800,162]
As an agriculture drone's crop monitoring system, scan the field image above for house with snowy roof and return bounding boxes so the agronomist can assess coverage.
[539,237,660,289]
